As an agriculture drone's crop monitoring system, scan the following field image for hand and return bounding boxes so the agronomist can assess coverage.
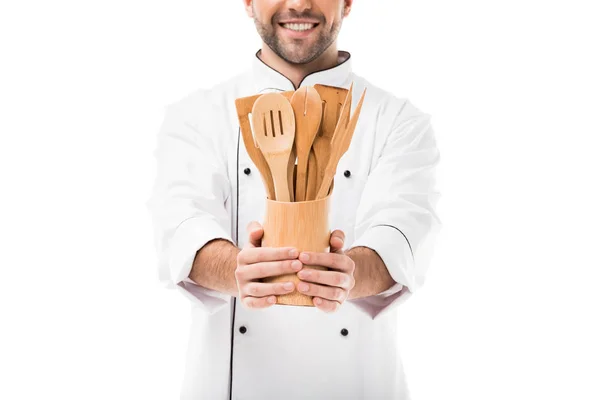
[296,230,356,313]
[235,221,302,309]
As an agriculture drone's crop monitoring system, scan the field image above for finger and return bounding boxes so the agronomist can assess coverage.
[243,281,296,297]
[329,230,345,254]
[241,295,277,309]
[239,246,298,265]
[298,251,353,273]
[296,281,347,303]
[236,259,303,281]
[313,296,340,313]
[246,221,264,248]
[297,268,354,291]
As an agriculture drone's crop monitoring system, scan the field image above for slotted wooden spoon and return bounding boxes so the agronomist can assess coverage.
[252,92,296,202]
[235,91,294,200]
[290,86,322,202]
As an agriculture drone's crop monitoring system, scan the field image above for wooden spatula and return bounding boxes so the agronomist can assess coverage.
[315,87,366,200]
[311,82,352,199]
[252,92,296,202]
[290,86,322,202]
[312,84,352,193]
[314,84,349,141]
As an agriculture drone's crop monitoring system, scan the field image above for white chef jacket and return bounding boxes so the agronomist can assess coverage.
[146,50,442,400]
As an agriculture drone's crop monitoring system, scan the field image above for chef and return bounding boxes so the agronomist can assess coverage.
[147,0,442,398]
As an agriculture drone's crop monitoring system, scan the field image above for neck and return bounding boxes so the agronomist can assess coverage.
[258,44,340,89]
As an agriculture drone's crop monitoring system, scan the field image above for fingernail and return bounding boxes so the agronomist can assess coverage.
[268,296,276,304]
[289,249,298,257]
[284,282,294,290]
[292,261,302,270]
[298,283,309,292]
[298,270,309,279]
[315,297,322,305]
[299,253,309,262]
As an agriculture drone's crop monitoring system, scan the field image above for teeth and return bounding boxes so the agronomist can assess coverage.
[282,23,315,32]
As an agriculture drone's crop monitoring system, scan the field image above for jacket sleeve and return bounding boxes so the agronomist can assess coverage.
[146,91,234,314]
[347,100,442,320]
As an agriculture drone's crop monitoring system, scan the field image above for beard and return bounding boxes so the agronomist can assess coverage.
[253,8,343,65]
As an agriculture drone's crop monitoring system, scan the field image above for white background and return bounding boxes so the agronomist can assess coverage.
[1,0,599,399]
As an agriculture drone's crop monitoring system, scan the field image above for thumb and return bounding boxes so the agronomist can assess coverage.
[329,229,345,254]
[246,221,264,248]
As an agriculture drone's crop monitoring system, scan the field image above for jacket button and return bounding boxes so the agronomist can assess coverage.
[343,170,351,178]
[239,326,247,334]
[243,167,251,175]
[340,328,349,336]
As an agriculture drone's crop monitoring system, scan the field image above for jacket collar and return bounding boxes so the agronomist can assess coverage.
[252,49,352,93]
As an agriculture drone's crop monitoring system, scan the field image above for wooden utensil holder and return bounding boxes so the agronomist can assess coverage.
[261,188,333,306]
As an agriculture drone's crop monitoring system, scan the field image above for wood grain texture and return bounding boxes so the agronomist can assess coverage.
[261,193,332,306]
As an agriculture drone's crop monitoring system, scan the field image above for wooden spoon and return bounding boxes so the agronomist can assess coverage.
[252,92,296,202]
[316,87,366,200]
[290,86,322,202]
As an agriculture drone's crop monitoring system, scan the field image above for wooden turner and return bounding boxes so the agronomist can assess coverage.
[315,87,367,200]
[251,92,296,202]
[314,84,349,141]
[312,83,352,193]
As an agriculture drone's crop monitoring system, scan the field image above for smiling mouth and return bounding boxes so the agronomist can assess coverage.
[278,22,319,32]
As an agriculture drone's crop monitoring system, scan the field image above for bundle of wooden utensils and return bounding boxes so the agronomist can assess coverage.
[235,82,366,202]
